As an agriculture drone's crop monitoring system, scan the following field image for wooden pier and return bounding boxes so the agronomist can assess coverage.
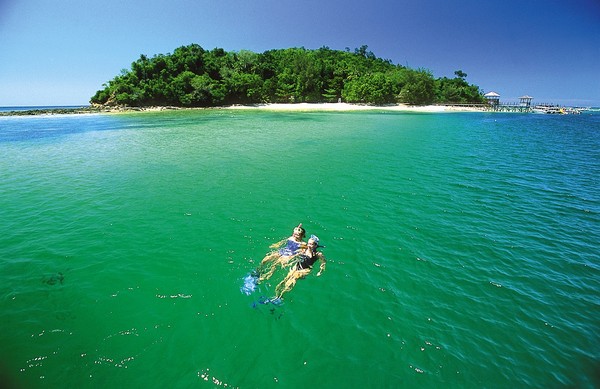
[446,93,584,114]
[484,93,533,112]
[488,102,532,113]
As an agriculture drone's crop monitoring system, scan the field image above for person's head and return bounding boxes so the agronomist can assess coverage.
[292,223,306,240]
[307,235,319,250]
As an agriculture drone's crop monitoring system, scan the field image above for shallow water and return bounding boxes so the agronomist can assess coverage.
[1,109,599,388]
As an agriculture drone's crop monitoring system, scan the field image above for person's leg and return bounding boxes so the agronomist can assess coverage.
[275,269,309,298]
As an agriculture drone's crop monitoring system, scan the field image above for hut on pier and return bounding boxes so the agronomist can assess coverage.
[519,95,533,108]
[484,91,500,107]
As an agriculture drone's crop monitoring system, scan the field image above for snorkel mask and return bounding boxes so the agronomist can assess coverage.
[309,234,325,248]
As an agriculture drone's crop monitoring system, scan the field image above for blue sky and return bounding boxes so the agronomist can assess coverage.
[1,0,598,106]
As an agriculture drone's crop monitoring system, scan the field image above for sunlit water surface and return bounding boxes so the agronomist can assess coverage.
[1,109,599,388]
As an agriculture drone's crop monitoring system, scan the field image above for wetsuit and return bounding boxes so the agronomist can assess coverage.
[296,253,318,270]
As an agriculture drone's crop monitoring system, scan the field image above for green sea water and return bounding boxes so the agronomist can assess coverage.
[1,109,599,388]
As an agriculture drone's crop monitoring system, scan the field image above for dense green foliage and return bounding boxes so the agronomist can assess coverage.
[91,44,486,107]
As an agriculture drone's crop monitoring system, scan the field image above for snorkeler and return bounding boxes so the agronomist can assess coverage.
[275,234,326,299]
[256,223,306,281]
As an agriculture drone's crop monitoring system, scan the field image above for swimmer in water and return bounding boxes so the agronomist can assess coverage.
[275,234,326,299]
[257,223,306,281]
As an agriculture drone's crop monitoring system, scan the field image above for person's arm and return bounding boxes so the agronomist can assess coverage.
[269,239,287,249]
[316,254,326,276]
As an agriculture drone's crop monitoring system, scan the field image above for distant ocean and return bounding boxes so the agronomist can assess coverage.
[1,109,598,388]
[0,105,90,112]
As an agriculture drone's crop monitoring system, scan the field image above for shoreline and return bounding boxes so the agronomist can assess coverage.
[0,103,488,117]
[224,102,487,112]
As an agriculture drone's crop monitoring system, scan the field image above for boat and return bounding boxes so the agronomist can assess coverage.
[532,105,581,115]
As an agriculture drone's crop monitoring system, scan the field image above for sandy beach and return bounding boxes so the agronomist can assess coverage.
[0,103,488,117]
[226,102,486,112]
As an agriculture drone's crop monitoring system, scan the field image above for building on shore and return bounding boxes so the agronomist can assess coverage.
[519,95,533,108]
[483,91,582,114]
[484,92,534,112]
[484,91,500,107]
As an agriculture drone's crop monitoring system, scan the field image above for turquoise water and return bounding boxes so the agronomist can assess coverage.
[1,109,598,388]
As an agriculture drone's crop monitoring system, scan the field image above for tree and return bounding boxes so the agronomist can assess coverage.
[90,44,486,107]
[224,72,263,104]
[434,71,486,104]
[169,71,197,106]
[399,69,435,105]
[342,72,395,104]
[454,70,467,79]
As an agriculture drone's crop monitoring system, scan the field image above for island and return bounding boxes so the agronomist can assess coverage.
[90,44,486,108]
